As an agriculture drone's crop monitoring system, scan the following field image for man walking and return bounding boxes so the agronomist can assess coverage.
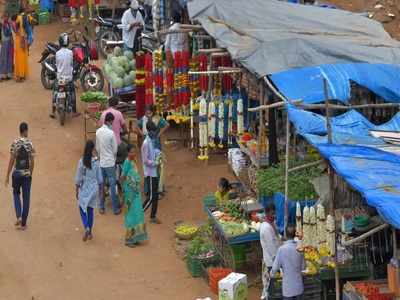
[96,112,120,215]
[260,202,281,300]
[99,96,127,146]
[271,226,306,300]
[5,122,35,230]
[142,121,161,224]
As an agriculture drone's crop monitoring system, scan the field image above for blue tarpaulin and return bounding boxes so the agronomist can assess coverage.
[285,106,400,228]
[270,63,400,104]
[316,144,400,228]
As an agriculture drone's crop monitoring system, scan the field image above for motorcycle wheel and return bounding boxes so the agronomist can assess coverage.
[41,58,56,90]
[98,30,120,59]
[81,68,105,92]
[57,99,66,126]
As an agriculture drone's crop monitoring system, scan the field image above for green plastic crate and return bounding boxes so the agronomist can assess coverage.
[232,244,247,269]
[186,255,203,278]
[38,11,50,25]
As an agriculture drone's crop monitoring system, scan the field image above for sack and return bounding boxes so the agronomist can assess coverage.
[15,144,30,170]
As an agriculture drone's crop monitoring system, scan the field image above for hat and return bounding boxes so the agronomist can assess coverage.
[130,0,139,9]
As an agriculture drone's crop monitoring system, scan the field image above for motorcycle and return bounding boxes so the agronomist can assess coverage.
[53,76,73,126]
[39,30,105,92]
[93,5,154,57]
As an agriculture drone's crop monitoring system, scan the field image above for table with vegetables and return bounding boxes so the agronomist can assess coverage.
[205,198,263,270]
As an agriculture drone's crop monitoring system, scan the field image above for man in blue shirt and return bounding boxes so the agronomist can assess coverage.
[271,226,306,300]
[141,120,161,224]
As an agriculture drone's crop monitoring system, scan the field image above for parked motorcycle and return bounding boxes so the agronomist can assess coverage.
[39,30,104,92]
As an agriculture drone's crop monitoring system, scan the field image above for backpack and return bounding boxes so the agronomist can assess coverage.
[15,144,30,170]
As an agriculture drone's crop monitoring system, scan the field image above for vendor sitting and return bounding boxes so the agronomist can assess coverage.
[214,178,232,206]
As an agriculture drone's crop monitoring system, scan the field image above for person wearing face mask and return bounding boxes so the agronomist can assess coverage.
[260,202,281,300]
[96,112,120,215]
[121,0,145,53]
[120,144,148,247]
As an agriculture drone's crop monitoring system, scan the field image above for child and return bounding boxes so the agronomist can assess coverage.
[214,177,232,206]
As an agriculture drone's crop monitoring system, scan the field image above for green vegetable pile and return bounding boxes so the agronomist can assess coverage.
[223,202,242,219]
[80,91,108,106]
[187,236,213,257]
[256,157,322,200]
[221,222,249,238]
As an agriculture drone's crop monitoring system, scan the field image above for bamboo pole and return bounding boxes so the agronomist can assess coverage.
[248,100,303,112]
[198,48,226,54]
[342,223,389,246]
[211,52,231,58]
[288,159,325,173]
[393,227,397,259]
[284,112,290,239]
[297,102,400,110]
[323,78,339,300]
[257,82,265,159]
[188,70,242,75]
[180,24,203,30]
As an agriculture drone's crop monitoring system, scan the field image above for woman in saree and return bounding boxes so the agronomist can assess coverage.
[75,140,103,242]
[13,10,31,82]
[121,145,148,247]
[0,13,14,80]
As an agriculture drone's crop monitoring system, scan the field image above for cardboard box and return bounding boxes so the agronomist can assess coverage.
[218,272,248,300]
[388,264,400,297]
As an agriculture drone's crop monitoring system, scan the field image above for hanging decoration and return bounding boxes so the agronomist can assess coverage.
[165,51,174,110]
[144,52,153,106]
[135,52,146,119]
[227,98,233,146]
[309,206,317,248]
[326,214,336,256]
[208,101,216,148]
[198,96,208,160]
[296,202,302,239]
[153,49,164,113]
[237,97,244,136]
[88,0,100,18]
[218,101,225,148]
[302,206,310,247]
[316,204,326,248]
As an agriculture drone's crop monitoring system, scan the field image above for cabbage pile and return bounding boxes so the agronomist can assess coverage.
[103,47,136,89]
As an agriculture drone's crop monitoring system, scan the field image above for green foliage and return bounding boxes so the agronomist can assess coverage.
[256,157,322,200]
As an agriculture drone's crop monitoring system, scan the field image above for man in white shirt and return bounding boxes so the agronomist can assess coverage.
[260,202,281,300]
[51,32,79,118]
[95,112,120,215]
[121,0,145,53]
[164,13,188,55]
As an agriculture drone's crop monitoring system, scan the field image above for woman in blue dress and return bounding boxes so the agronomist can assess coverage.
[0,13,14,80]
[75,140,103,242]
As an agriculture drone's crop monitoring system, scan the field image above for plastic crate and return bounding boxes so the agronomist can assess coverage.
[38,11,50,25]
[231,244,247,269]
[186,255,203,278]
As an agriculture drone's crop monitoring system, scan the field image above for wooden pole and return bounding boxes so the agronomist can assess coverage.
[342,223,389,246]
[188,70,242,75]
[267,93,279,165]
[284,112,290,238]
[111,0,116,19]
[257,82,265,159]
[324,78,339,300]
[288,159,324,173]
[297,102,400,111]
[393,227,397,259]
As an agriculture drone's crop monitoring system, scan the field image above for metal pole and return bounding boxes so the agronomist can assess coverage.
[324,78,339,300]
[284,112,290,238]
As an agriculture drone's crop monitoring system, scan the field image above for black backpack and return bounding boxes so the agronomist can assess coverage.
[15,144,30,170]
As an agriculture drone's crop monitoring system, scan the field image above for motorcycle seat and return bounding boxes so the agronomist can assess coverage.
[103,18,121,25]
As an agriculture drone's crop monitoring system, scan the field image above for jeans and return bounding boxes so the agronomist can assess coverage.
[12,170,32,226]
[79,207,94,231]
[143,176,159,219]
[100,166,120,213]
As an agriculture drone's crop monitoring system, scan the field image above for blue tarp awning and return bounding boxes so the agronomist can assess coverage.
[270,63,400,104]
[285,107,400,228]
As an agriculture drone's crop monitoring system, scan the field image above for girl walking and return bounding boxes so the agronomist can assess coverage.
[75,140,103,242]
[0,13,14,81]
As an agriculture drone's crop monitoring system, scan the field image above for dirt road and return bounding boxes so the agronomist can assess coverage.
[0,22,260,300]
